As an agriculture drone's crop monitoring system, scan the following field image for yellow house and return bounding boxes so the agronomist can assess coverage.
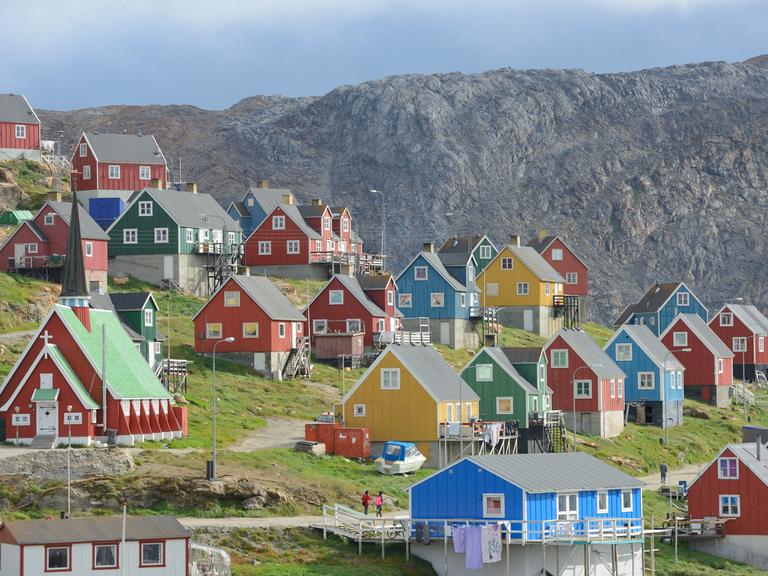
[476,239,566,337]
[341,344,479,459]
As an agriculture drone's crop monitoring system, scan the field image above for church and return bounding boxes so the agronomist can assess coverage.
[0,194,186,446]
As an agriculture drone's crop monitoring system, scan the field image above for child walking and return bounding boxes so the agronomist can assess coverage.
[375,491,384,517]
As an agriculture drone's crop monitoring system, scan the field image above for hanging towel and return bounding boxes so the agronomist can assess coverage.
[465,525,483,570]
[452,525,466,553]
[481,524,503,563]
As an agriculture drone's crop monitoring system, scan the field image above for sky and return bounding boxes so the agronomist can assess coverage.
[5,0,768,110]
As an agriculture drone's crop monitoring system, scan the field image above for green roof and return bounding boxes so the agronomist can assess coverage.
[47,346,100,409]
[31,388,59,402]
[55,305,173,401]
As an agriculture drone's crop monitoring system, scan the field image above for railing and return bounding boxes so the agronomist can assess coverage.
[195,242,242,255]
[374,330,431,347]
[189,542,231,576]
[731,382,755,405]
[7,254,65,270]
[322,504,410,558]
[156,358,190,394]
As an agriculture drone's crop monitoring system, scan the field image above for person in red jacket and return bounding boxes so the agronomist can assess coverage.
[361,490,371,515]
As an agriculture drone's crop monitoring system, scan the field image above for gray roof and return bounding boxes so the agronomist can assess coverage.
[720,443,768,488]
[333,275,387,317]
[437,235,486,267]
[481,348,539,394]
[418,252,467,291]
[84,132,166,165]
[231,276,305,321]
[25,221,49,242]
[614,282,682,325]
[387,344,478,402]
[669,314,733,358]
[246,187,293,216]
[280,204,322,240]
[506,245,564,282]
[0,94,39,124]
[297,204,328,218]
[48,201,110,240]
[137,189,237,230]
[357,274,394,291]
[466,453,644,493]
[107,292,155,311]
[727,304,768,335]
[555,330,626,380]
[614,325,685,370]
[0,516,187,546]
[229,201,250,217]
[500,347,543,364]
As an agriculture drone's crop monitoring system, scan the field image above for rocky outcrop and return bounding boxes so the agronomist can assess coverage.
[38,57,768,322]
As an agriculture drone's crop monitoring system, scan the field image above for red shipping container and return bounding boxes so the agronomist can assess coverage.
[334,428,371,459]
[305,423,320,442]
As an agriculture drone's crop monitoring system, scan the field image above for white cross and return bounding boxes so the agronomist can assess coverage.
[39,330,53,346]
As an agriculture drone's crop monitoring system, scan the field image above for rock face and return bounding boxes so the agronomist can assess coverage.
[38,57,768,322]
[0,448,135,481]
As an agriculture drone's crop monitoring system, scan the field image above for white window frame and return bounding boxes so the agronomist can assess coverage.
[414,266,428,281]
[387,290,394,306]
[575,379,592,398]
[486,282,499,297]
[430,292,445,308]
[516,282,529,296]
[566,272,578,285]
[346,318,362,333]
[138,201,153,216]
[224,291,240,307]
[329,290,344,305]
[242,321,259,339]
[615,343,632,362]
[26,242,38,254]
[676,292,690,306]
[313,319,328,334]
[597,491,609,514]
[44,213,55,225]
[154,341,161,355]
[108,164,120,180]
[123,228,137,244]
[377,318,385,332]
[460,293,466,307]
[258,241,272,255]
[144,309,153,327]
[479,245,492,259]
[545,283,551,296]
[139,165,151,180]
[186,228,194,244]
[205,323,222,339]
[79,142,88,157]
[323,216,331,231]
[476,364,493,382]
[343,218,349,233]
[719,495,740,517]
[673,332,688,347]
[483,493,505,518]
[551,248,563,261]
[272,215,286,230]
[733,337,747,352]
[286,240,301,254]
[619,380,624,398]
[557,493,578,521]
[398,293,412,308]
[609,379,616,399]
[154,227,168,243]
[496,396,514,415]
[140,542,164,566]
[719,313,733,327]
[717,457,739,479]
[278,323,286,338]
[718,358,724,374]
[46,546,70,571]
[638,372,655,390]
[760,337,765,353]
[501,257,514,270]
[621,490,633,512]
[381,368,400,390]
[353,403,366,417]
[550,349,568,369]
[15,124,26,139]
[93,543,118,568]
[82,165,91,180]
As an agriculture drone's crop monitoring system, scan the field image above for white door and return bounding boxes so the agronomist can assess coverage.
[523,309,534,332]
[14,244,25,268]
[163,256,174,280]
[147,342,155,369]
[291,322,298,348]
[440,321,450,345]
[36,402,58,436]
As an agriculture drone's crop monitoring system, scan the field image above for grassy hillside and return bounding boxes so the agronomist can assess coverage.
[0,273,59,333]
[0,160,69,210]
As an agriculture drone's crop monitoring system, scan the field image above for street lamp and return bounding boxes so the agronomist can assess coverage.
[572,364,601,451]
[663,348,690,447]
[13,406,19,446]
[211,336,235,481]
[370,189,385,258]
[66,404,73,518]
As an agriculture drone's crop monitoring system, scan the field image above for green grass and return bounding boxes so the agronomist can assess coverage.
[0,272,57,333]
[0,160,68,210]
[582,322,614,347]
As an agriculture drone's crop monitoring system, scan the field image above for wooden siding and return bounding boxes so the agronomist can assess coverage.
[0,224,46,270]
[657,285,708,336]
[661,318,732,388]
[688,447,768,536]
[71,134,98,193]
[108,190,179,256]
[525,488,641,522]
[472,237,498,275]
[477,246,557,308]
[709,306,768,366]
[243,206,311,266]
[0,121,40,151]
[363,277,398,319]
[72,135,167,192]
[538,238,588,297]
[396,254,468,320]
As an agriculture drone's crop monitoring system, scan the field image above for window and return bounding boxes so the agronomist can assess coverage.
[343,218,349,233]
[545,283,551,296]
[353,404,366,417]
[550,349,568,368]
[326,240,335,252]
[313,319,327,334]
[338,241,346,253]
[324,216,331,230]
[618,380,624,398]
[597,491,609,514]
[476,364,493,381]
[760,337,765,353]
[446,403,454,423]
[649,316,656,326]
[329,290,344,305]
[242,322,259,338]
[224,291,240,307]
[377,319,385,332]
[610,379,616,398]
[15,124,26,139]
[638,372,655,390]
[26,242,38,254]
[718,358,724,374]
[140,541,164,567]
[467,265,475,282]
[575,380,592,398]
[398,293,412,308]
[387,291,394,306]
[186,228,194,244]
[414,266,428,281]
[479,245,492,259]
[247,197,254,207]
[278,323,286,338]
[557,493,578,521]
[496,397,514,414]
[347,319,362,333]
[82,165,91,180]
[615,343,632,361]
[79,142,88,157]
[718,457,738,479]
[123,229,137,244]
[44,213,55,225]
[430,293,445,307]
[154,227,168,243]
[465,402,473,420]
[206,323,222,339]
[621,490,633,512]
[516,282,529,296]
[566,272,578,285]
[272,215,286,230]
[673,332,688,347]
[108,165,120,179]
[46,545,70,571]
[286,240,300,254]
[733,337,748,352]
[258,241,271,255]
[381,368,400,390]
[93,543,118,568]
[677,292,690,306]
[154,341,161,355]
[486,283,499,296]
[501,257,513,270]
[720,313,733,327]
[460,293,466,307]
[200,229,210,242]
[551,248,563,261]
[139,165,151,180]
[138,201,153,216]
[144,309,153,327]
[720,495,740,517]
[483,494,505,518]
[314,240,321,252]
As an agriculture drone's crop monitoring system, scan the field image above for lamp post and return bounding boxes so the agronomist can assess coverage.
[663,348,690,447]
[211,336,235,481]
[572,364,601,452]
[13,406,19,446]
[66,404,73,518]
[370,189,385,258]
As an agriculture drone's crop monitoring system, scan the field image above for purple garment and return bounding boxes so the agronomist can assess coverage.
[452,525,466,553]
[465,525,483,570]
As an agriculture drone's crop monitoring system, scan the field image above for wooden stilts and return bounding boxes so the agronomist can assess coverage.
[611,543,618,576]
[631,542,635,576]
[381,517,386,559]
[405,520,410,562]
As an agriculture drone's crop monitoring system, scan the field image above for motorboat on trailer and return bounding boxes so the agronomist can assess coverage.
[375,441,427,475]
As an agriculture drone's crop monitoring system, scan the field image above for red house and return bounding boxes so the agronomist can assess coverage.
[543,329,626,439]
[192,275,307,378]
[709,304,768,382]
[661,313,734,407]
[0,94,41,161]
[71,132,168,203]
[305,274,400,348]
[0,200,109,292]
[528,233,589,317]
[687,440,768,570]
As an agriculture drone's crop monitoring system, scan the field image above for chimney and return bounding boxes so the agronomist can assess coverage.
[48,191,63,202]
[258,179,269,188]
[150,178,161,189]
[423,242,434,253]
[185,182,198,194]
[538,228,549,243]
[282,193,293,205]
[510,235,520,247]
[311,198,324,206]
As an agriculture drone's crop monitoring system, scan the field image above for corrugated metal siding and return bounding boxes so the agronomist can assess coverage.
[108,191,179,256]
[0,122,39,151]
[411,459,524,521]
[397,254,467,320]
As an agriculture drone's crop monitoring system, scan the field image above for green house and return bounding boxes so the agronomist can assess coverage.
[461,347,551,428]
[0,210,33,226]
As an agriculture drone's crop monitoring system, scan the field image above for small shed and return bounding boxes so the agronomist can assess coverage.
[0,210,33,226]
[314,332,365,364]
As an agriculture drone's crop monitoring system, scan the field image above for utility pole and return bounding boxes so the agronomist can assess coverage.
[370,189,385,259]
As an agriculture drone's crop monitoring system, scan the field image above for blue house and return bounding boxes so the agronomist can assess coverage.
[604,324,685,428]
[226,184,294,238]
[396,244,477,349]
[613,281,708,336]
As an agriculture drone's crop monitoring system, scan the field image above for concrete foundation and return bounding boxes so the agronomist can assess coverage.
[628,400,683,428]
[498,306,562,338]
[401,317,479,350]
[247,263,350,280]
[733,364,768,383]
[565,410,624,439]
[110,254,213,296]
[685,384,731,408]
[200,350,289,379]
[691,536,768,571]
[86,269,108,294]
[0,148,41,161]
[412,540,643,576]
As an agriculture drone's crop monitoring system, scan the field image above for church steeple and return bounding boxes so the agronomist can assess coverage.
[59,192,91,330]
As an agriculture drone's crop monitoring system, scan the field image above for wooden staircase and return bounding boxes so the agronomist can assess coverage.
[282,337,310,379]
[543,411,569,453]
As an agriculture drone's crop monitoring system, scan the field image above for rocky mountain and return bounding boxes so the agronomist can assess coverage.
[38,56,768,323]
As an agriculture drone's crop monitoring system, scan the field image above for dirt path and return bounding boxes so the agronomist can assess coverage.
[0,330,35,344]
[230,418,308,452]
[180,511,407,530]
[639,462,704,490]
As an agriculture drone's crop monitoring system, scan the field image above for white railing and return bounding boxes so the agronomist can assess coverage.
[322,504,410,558]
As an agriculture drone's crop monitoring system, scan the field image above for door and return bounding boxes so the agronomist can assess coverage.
[163,256,174,280]
[523,309,534,332]
[14,244,25,268]
[36,402,58,436]
[440,321,450,345]
[147,341,155,369]
[291,322,298,348]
